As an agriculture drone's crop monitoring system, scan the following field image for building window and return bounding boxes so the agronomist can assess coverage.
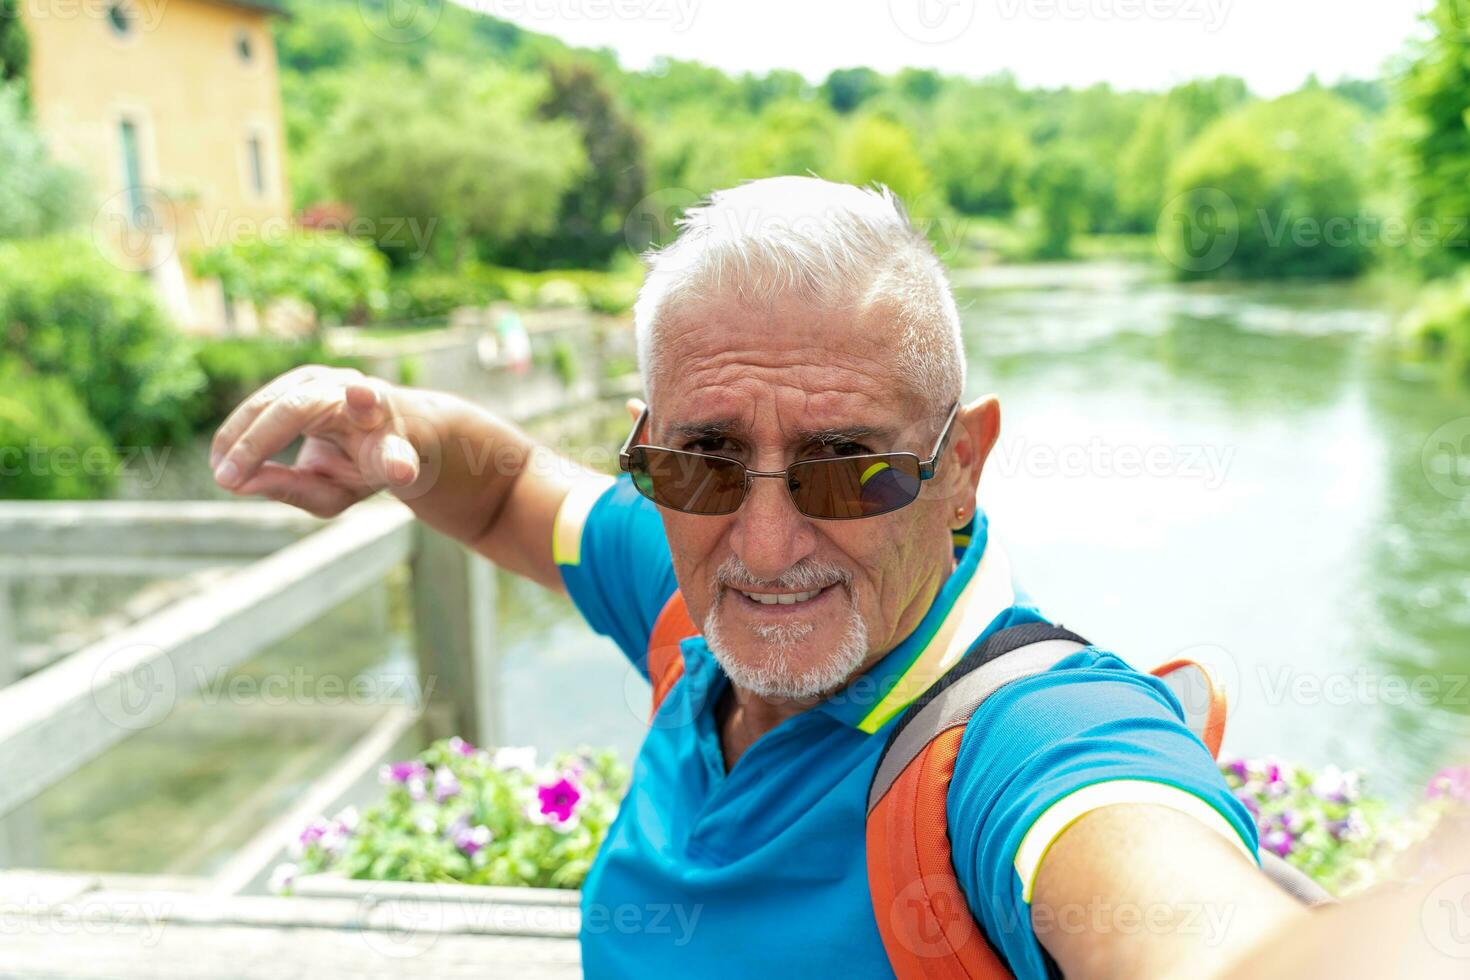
[119,119,148,224]
[236,29,254,64]
[108,3,134,38]
[246,133,267,197]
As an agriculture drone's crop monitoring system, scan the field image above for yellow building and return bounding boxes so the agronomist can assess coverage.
[21,0,290,333]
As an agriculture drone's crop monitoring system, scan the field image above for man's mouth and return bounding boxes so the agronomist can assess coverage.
[738,587,825,606]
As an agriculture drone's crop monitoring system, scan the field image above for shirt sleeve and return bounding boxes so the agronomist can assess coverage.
[554,473,680,678]
[946,648,1260,980]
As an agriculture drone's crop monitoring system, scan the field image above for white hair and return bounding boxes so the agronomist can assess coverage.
[633,176,966,412]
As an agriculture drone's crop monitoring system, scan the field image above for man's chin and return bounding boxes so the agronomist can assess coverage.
[704,611,870,702]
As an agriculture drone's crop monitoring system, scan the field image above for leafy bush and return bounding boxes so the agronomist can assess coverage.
[0,236,203,447]
[1162,90,1372,280]
[187,337,361,431]
[385,269,507,322]
[1399,270,1470,380]
[191,230,389,328]
[0,359,117,500]
[273,739,627,892]
[0,83,87,239]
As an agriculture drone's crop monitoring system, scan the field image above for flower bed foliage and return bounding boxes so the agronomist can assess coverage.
[272,739,627,894]
[1222,756,1470,896]
[277,738,1469,901]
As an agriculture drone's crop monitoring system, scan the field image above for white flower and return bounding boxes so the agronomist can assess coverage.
[492,746,538,772]
[268,862,299,895]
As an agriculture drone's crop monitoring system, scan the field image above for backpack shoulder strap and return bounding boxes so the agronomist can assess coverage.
[865,622,1090,978]
[646,589,696,723]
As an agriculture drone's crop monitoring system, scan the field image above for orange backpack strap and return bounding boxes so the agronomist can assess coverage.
[1149,659,1227,758]
[646,590,697,723]
[866,623,1091,979]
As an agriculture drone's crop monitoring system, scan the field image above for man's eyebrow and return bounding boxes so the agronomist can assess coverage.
[666,419,743,441]
[663,419,898,445]
[794,423,896,445]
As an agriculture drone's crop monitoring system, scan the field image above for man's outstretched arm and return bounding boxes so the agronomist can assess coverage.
[1034,802,1470,979]
[210,366,604,592]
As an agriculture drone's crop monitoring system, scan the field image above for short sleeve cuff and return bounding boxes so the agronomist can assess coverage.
[552,475,615,567]
[1014,778,1258,902]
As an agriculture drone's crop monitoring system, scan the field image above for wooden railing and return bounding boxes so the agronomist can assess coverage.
[0,497,499,892]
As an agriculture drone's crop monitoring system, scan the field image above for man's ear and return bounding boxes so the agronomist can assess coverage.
[952,395,1001,501]
[626,398,646,423]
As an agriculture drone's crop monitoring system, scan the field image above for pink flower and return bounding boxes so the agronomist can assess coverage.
[447,736,477,757]
[1262,829,1295,858]
[1426,766,1470,804]
[380,760,428,785]
[535,776,583,825]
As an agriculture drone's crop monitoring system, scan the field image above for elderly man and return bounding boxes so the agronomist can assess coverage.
[212,177,1466,978]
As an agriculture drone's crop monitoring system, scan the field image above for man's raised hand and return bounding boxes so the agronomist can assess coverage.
[210,365,425,517]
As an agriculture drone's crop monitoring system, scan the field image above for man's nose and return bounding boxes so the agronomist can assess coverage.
[728,474,815,580]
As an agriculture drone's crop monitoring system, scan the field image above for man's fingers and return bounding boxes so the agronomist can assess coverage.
[230,462,361,518]
[369,432,421,488]
[344,379,390,431]
[213,384,336,490]
[211,365,326,468]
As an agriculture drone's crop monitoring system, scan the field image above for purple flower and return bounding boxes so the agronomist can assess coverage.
[407,776,428,802]
[1328,810,1368,842]
[380,760,428,785]
[448,736,477,757]
[433,766,461,803]
[447,816,493,856]
[1262,829,1295,857]
[535,776,583,825]
[1277,809,1306,835]
[1225,758,1250,782]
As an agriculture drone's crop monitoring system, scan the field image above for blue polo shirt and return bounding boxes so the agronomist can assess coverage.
[554,475,1258,979]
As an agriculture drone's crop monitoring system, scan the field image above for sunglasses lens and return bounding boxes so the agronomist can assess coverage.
[630,448,747,515]
[789,455,922,519]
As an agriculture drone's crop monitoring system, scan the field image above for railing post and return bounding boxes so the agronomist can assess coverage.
[0,577,40,867]
[410,526,500,747]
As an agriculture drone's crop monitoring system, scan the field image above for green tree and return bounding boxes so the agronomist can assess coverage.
[0,85,87,239]
[1020,147,1091,259]
[836,115,932,206]
[1162,89,1371,279]
[321,59,586,265]
[497,60,647,269]
[0,0,26,85]
[822,67,883,114]
[1391,0,1470,276]
[1117,77,1249,229]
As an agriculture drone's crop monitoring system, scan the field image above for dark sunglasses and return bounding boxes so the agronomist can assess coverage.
[618,402,960,520]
